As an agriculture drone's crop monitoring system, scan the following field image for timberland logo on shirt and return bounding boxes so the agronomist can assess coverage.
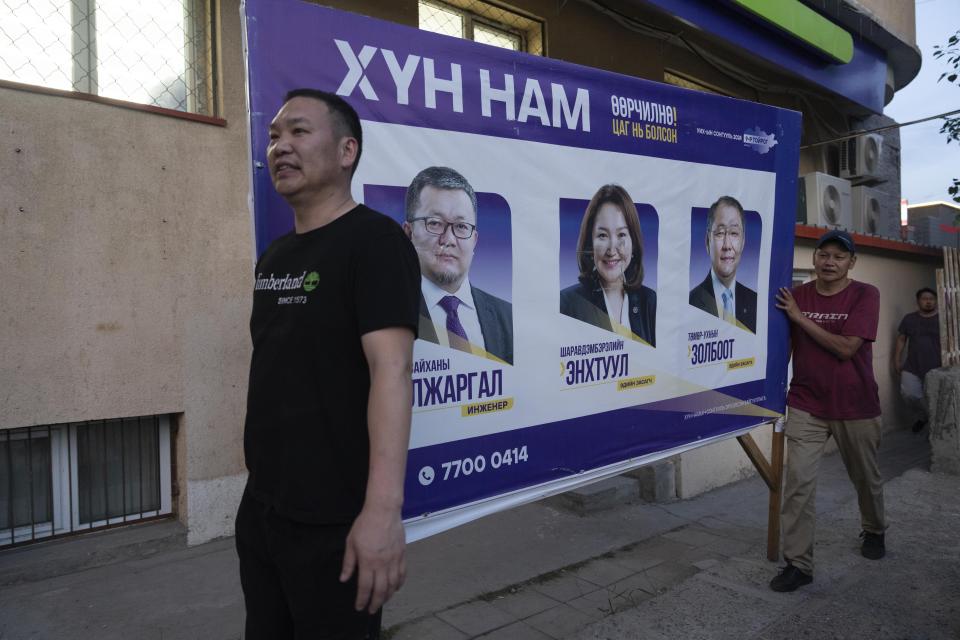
[254,271,308,291]
[303,271,320,292]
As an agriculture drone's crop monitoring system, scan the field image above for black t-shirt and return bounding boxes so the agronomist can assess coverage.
[898,311,941,377]
[243,205,420,524]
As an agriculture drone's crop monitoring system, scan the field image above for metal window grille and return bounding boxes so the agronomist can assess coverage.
[473,21,521,51]
[0,0,218,116]
[0,415,173,548]
[418,0,544,55]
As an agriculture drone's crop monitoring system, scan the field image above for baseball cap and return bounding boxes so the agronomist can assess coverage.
[816,229,856,254]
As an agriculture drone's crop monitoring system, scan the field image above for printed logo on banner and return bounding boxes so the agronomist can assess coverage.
[742,127,778,154]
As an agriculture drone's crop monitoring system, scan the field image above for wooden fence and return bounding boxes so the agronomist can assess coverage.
[937,246,960,366]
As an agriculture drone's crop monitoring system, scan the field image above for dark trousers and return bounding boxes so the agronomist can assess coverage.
[235,489,381,639]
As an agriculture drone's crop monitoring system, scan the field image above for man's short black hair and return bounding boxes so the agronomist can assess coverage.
[706,196,745,234]
[283,89,363,175]
[917,287,937,300]
[404,166,478,222]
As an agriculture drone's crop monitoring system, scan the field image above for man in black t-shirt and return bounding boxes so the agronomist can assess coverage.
[894,287,941,433]
[235,89,420,639]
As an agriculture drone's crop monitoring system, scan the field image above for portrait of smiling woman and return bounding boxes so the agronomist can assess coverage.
[559,184,657,346]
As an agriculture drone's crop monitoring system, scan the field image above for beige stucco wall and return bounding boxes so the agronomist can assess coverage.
[855,0,917,46]
[0,0,253,543]
[677,424,775,499]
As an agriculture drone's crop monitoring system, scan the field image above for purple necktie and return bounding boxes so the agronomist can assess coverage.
[438,295,468,341]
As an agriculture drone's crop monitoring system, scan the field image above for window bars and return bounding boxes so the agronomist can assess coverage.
[418,0,544,55]
[0,415,173,547]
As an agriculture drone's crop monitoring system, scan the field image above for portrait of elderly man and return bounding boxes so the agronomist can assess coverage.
[689,196,758,333]
[403,166,514,365]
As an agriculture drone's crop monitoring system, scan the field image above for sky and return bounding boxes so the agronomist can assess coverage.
[885,0,960,205]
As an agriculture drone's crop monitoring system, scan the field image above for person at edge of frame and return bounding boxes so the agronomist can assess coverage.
[769,229,886,593]
[893,287,941,433]
[234,88,420,639]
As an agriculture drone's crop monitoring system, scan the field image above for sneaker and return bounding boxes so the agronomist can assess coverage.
[861,531,885,559]
[769,563,813,592]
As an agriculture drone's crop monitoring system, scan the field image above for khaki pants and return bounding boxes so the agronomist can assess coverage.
[781,408,886,574]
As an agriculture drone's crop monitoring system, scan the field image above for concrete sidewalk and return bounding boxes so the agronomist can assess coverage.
[1,428,955,640]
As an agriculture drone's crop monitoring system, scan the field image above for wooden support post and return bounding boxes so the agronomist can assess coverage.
[767,420,785,562]
[738,419,786,562]
[737,433,774,490]
[942,247,960,366]
[938,268,948,366]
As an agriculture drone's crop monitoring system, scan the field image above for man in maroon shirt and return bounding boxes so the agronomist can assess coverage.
[770,229,886,592]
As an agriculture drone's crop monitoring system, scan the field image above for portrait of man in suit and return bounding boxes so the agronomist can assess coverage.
[403,166,514,364]
[689,196,757,333]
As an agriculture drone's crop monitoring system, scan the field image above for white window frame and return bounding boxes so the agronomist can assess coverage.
[0,0,216,116]
[1,427,69,545]
[418,0,544,55]
[1,416,172,546]
[68,416,173,531]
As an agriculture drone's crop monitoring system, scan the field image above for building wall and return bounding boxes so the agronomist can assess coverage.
[852,114,903,238]
[0,0,253,543]
[677,425,774,499]
[855,0,917,45]
[908,202,960,247]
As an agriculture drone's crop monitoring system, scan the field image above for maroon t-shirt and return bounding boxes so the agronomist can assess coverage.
[787,280,880,419]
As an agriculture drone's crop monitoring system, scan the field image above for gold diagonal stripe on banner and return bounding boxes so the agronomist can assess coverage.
[624,368,783,419]
[609,318,653,347]
[587,364,783,420]
[437,322,510,365]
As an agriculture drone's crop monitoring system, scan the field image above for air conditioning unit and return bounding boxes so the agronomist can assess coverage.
[803,172,852,229]
[840,133,883,180]
[852,185,883,235]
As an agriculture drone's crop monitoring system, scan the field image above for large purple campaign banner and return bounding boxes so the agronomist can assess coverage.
[244,0,800,540]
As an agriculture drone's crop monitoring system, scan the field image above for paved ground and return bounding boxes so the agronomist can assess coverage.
[1,428,955,640]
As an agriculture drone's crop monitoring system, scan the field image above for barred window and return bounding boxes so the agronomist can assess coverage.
[418,0,544,56]
[1,415,173,547]
[0,0,218,116]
